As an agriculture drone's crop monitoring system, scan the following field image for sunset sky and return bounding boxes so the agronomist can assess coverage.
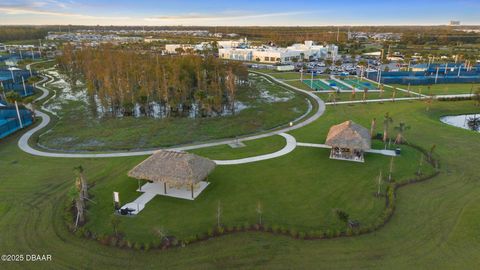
[1,0,479,26]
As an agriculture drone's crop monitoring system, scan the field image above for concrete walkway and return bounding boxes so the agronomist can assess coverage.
[296,142,397,156]
[17,71,326,165]
[214,133,296,165]
[325,96,422,105]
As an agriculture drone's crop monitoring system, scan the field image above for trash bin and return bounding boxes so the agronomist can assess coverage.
[395,148,401,155]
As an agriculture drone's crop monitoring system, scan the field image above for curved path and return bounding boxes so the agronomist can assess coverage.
[17,69,326,164]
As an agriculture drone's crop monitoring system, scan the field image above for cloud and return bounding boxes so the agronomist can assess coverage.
[145,11,313,22]
[0,5,129,20]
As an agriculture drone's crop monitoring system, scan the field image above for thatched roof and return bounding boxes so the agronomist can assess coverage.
[325,120,371,150]
[128,150,216,185]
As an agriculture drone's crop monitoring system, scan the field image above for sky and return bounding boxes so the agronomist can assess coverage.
[0,0,479,26]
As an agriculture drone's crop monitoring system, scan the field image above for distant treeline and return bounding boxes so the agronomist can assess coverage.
[2,25,479,45]
[57,45,249,118]
[0,26,54,42]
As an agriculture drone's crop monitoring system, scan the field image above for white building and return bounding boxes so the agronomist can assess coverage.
[219,40,338,64]
[165,42,212,54]
[217,38,248,49]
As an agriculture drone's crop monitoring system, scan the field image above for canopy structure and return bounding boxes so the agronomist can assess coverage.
[325,120,371,162]
[128,150,216,199]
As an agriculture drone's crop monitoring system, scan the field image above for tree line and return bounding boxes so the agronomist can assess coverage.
[57,44,248,118]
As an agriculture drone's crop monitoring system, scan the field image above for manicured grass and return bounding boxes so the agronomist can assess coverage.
[86,142,426,242]
[315,88,411,102]
[37,72,309,151]
[264,72,303,80]
[189,135,286,160]
[391,83,480,95]
[1,100,480,269]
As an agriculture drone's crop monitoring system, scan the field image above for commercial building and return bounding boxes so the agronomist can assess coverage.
[165,42,212,54]
[218,40,338,64]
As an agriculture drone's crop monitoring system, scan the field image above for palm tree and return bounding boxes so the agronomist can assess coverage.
[391,87,397,102]
[379,84,384,101]
[74,166,88,200]
[216,200,222,228]
[376,170,383,196]
[370,118,377,138]
[473,89,480,107]
[383,112,393,143]
[394,122,410,144]
[110,215,121,237]
[424,96,434,111]
[256,201,263,225]
[153,227,169,245]
[5,91,21,104]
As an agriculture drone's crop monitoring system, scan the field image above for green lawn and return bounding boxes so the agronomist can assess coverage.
[37,72,309,151]
[315,88,411,102]
[263,72,303,80]
[189,135,286,160]
[85,142,428,242]
[1,100,480,269]
[391,83,480,95]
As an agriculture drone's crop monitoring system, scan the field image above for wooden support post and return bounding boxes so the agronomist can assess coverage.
[164,182,167,194]
[191,183,194,199]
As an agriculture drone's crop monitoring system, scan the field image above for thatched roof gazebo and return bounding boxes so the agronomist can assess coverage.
[128,150,216,199]
[325,120,371,162]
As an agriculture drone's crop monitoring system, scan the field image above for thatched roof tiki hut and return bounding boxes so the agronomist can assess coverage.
[325,120,371,162]
[128,150,216,199]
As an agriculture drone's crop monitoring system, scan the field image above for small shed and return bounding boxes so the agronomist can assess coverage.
[325,120,371,162]
[128,150,216,199]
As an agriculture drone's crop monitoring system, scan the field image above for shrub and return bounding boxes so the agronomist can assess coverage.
[134,242,142,250]
[216,226,225,235]
[207,228,214,237]
[83,229,91,238]
[308,230,318,238]
[151,239,161,249]
[98,235,109,245]
[289,228,298,238]
[335,209,349,223]
[117,239,126,248]
[109,237,118,247]
[75,227,85,237]
[126,240,133,248]
[143,243,150,251]
[196,232,206,241]
[170,237,179,246]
